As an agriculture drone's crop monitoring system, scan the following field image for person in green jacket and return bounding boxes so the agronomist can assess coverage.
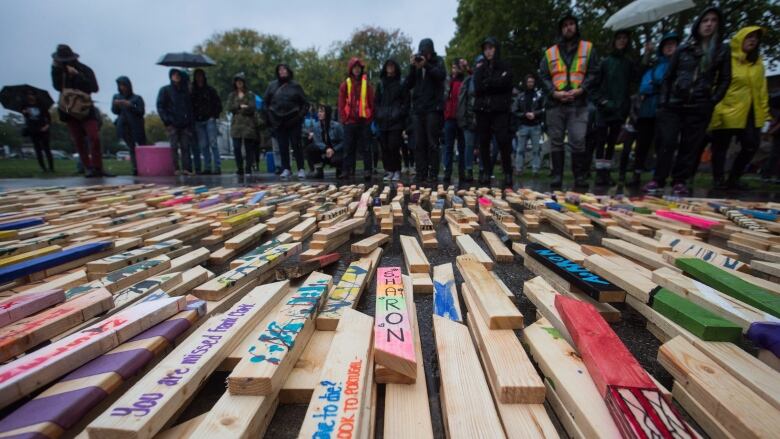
[226,73,258,176]
[592,30,638,187]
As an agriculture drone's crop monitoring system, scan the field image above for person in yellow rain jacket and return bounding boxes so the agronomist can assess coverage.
[708,26,770,190]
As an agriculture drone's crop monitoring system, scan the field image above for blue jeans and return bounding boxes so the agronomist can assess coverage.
[463,129,475,174]
[443,119,468,178]
[195,119,220,171]
[515,124,542,172]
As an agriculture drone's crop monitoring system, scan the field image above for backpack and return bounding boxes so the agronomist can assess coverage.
[57,72,92,120]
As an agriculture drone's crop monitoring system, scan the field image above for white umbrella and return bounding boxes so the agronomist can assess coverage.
[605,0,695,30]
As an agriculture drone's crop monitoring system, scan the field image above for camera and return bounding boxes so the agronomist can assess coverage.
[414,54,424,62]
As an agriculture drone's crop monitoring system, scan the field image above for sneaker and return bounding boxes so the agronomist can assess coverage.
[672,183,689,196]
[383,172,392,181]
[297,169,306,179]
[99,170,116,178]
[643,180,660,193]
[280,169,291,180]
[391,171,401,181]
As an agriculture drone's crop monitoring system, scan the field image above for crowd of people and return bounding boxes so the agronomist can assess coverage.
[23,7,778,194]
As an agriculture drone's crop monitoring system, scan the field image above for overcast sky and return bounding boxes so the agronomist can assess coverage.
[0,0,458,117]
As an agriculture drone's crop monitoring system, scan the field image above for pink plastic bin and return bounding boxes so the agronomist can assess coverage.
[136,145,174,176]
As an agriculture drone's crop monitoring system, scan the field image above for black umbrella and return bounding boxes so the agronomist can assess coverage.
[156,52,216,68]
[0,85,54,113]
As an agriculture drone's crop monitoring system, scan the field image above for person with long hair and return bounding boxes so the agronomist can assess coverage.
[708,26,770,190]
[643,7,731,195]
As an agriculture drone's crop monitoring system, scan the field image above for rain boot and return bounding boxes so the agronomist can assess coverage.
[550,151,564,190]
[572,153,589,189]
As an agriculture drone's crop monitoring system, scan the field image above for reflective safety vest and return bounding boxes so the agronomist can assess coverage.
[345,75,371,119]
[545,40,593,90]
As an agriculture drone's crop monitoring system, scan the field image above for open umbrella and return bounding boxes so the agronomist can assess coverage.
[0,85,54,113]
[605,0,695,30]
[156,52,216,68]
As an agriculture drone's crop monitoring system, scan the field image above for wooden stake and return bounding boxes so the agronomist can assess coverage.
[432,263,462,322]
[455,256,523,329]
[373,267,416,380]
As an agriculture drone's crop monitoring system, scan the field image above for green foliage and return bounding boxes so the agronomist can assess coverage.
[144,113,167,144]
[331,26,414,79]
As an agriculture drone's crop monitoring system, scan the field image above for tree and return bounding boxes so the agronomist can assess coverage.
[144,113,167,144]
[194,29,299,105]
[295,48,340,107]
[331,26,414,80]
[0,113,24,148]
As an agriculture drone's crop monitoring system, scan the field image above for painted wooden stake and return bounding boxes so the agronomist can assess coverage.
[373,267,416,380]
[316,251,378,330]
[298,308,374,438]
[555,295,697,439]
[0,289,65,328]
[0,296,185,410]
[228,272,332,395]
[432,263,462,322]
[86,281,289,439]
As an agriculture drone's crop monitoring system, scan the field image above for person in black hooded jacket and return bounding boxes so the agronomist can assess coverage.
[112,76,145,175]
[157,68,195,175]
[405,38,446,182]
[263,64,309,180]
[192,69,222,174]
[473,36,515,188]
[644,6,731,196]
[374,59,409,181]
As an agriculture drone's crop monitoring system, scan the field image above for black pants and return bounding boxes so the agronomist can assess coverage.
[121,134,140,174]
[31,132,53,171]
[595,120,623,164]
[232,137,258,173]
[342,122,370,176]
[618,117,656,176]
[379,129,402,172]
[276,124,304,172]
[414,112,442,179]
[402,132,414,168]
[762,132,780,179]
[305,143,341,170]
[476,111,512,179]
[710,112,761,183]
[653,106,712,186]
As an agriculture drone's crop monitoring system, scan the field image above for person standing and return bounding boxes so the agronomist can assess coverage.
[338,57,375,181]
[263,64,308,180]
[512,74,545,176]
[538,12,599,189]
[708,26,770,190]
[374,59,408,182]
[305,104,344,178]
[473,37,515,188]
[51,44,113,177]
[405,38,446,183]
[592,30,637,187]
[644,7,731,195]
[157,68,195,175]
[443,61,465,183]
[622,32,679,187]
[21,91,53,172]
[456,56,483,183]
[226,73,258,176]
[111,76,145,176]
[192,68,223,174]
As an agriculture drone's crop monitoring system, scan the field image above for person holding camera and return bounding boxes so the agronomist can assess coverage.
[405,38,446,183]
[51,44,112,177]
[644,7,731,195]
[474,37,515,188]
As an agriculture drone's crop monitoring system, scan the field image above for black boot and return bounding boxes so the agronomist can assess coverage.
[627,172,641,188]
[595,170,609,186]
[550,151,564,189]
[572,153,589,189]
[502,175,514,189]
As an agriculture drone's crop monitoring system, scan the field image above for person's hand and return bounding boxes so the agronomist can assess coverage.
[308,132,314,140]
[325,147,334,159]
[66,65,79,76]
[570,88,584,98]
[525,112,535,120]
[553,91,567,101]
[240,104,248,109]
[41,124,49,132]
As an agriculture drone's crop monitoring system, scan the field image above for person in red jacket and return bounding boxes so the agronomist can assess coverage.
[338,57,375,180]
[443,61,465,183]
